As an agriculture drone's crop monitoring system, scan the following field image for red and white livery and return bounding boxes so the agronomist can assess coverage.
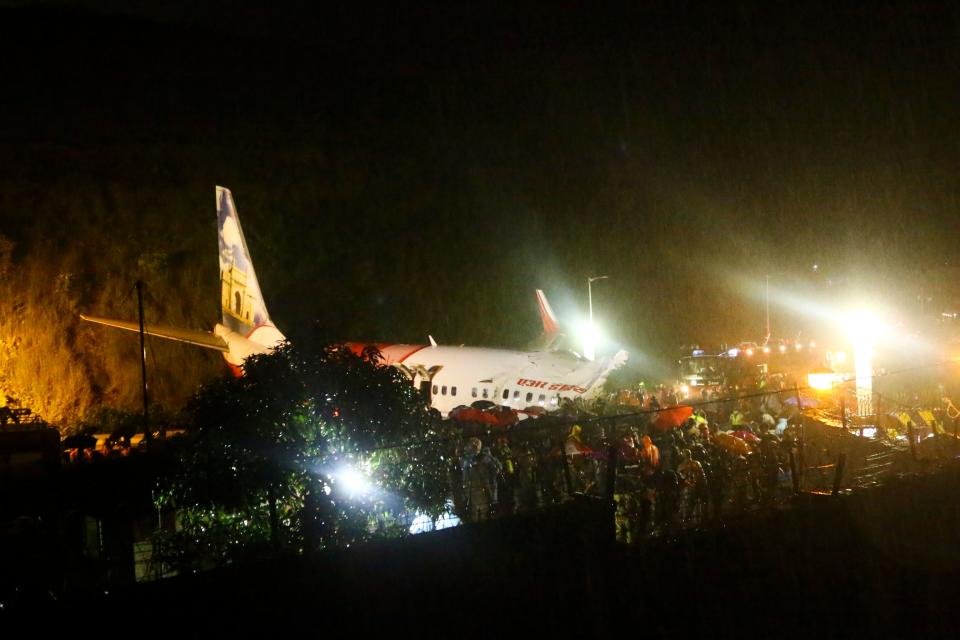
[82,187,628,416]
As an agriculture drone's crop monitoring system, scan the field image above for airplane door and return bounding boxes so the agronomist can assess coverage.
[419,380,432,403]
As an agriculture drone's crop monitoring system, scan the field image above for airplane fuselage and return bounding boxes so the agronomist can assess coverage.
[217,330,614,416]
[348,342,617,416]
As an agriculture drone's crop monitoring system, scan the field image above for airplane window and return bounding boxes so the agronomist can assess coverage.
[471,388,477,398]
[482,388,489,399]
[451,387,457,396]
[550,396,558,406]
[502,389,509,400]
[442,385,447,395]
[538,394,545,405]
[525,392,533,403]
[513,390,519,400]
[433,385,438,395]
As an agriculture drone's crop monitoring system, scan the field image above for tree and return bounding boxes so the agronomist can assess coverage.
[154,341,455,570]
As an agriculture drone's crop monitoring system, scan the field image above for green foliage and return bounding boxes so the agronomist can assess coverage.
[152,508,275,571]
[155,342,454,570]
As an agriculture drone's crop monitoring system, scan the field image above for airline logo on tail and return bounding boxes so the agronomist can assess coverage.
[218,187,270,335]
[81,188,286,377]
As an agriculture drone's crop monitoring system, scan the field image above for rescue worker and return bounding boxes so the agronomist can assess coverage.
[461,437,502,522]
[619,433,640,463]
[492,436,517,515]
[564,424,594,493]
[638,435,660,534]
[639,435,660,477]
[513,441,541,510]
[564,424,588,456]
[677,448,708,527]
[729,407,745,430]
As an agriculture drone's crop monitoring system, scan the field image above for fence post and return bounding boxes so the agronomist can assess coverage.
[605,444,618,507]
[840,395,847,432]
[832,453,847,496]
[789,449,800,494]
[560,440,574,495]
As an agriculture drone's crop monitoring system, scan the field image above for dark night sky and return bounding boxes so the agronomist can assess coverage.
[2,1,959,378]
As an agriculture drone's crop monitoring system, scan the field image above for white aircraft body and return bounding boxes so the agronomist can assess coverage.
[82,187,627,416]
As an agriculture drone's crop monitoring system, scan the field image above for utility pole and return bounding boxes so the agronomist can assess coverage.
[136,280,152,446]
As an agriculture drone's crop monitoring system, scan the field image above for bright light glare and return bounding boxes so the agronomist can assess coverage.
[843,310,886,345]
[762,346,770,354]
[779,345,787,353]
[434,511,461,530]
[843,310,885,416]
[745,348,754,356]
[807,369,836,391]
[409,513,434,534]
[334,465,373,497]
[435,500,461,530]
[576,321,603,361]
[834,351,847,364]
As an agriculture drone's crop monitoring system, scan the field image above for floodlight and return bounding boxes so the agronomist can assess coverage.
[334,465,373,497]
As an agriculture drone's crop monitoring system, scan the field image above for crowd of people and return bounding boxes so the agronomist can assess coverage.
[451,385,813,542]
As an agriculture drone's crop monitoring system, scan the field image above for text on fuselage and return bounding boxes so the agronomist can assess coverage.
[516,378,587,394]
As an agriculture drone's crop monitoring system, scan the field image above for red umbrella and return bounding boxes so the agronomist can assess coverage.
[493,410,519,428]
[652,405,694,431]
[450,407,499,424]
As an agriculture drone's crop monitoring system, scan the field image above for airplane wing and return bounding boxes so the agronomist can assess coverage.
[80,314,229,352]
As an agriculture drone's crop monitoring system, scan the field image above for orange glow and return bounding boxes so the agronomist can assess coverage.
[807,367,837,391]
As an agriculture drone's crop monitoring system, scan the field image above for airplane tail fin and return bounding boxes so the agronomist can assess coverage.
[217,186,274,336]
[536,289,560,334]
[527,289,563,351]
